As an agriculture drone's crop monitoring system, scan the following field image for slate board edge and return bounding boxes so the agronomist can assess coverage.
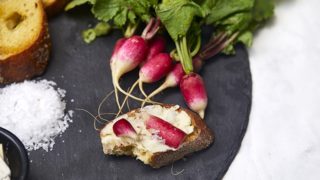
[217,57,252,180]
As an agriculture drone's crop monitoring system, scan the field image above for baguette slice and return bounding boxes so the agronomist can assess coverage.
[42,0,69,17]
[100,105,214,168]
[0,0,51,84]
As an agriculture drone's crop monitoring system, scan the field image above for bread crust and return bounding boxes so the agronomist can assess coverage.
[0,8,51,84]
[101,105,214,168]
[43,0,70,17]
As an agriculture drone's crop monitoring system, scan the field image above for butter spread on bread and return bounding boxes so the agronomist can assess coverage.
[100,105,214,168]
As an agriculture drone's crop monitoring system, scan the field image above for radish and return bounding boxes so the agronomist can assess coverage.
[145,115,186,149]
[113,36,148,75]
[142,63,184,106]
[180,73,208,118]
[110,35,151,107]
[138,53,173,97]
[112,38,127,57]
[110,37,127,66]
[113,119,136,137]
[109,38,127,109]
[141,36,166,66]
[140,53,173,83]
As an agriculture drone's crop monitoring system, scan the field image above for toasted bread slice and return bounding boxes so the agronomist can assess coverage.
[0,0,51,84]
[42,0,69,17]
[100,105,214,168]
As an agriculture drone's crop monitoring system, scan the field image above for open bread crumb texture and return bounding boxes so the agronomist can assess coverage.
[0,0,44,60]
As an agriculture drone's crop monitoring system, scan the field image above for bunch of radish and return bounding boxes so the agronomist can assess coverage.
[109,18,234,119]
[110,19,162,110]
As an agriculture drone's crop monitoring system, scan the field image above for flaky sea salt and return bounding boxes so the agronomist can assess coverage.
[0,80,73,151]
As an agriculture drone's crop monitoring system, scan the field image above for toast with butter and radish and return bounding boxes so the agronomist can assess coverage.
[0,0,51,84]
[100,104,214,168]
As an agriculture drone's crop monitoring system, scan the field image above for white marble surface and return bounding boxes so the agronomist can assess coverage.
[224,0,320,179]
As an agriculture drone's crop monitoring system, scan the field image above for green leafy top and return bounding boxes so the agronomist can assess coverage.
[155,0,204,41]
[204,0,254,25]
[66,0,157,27]
[155,0,205,73]
[203,0,274,54]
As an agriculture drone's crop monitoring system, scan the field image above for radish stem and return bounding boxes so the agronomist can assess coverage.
[190,35,201,57]
[202,32,227,52]
[170,49,180,61]
[202,32,239,60]
[124,22,139,38]
[141,18,161,40]
[176,36,193,74]
[141,18,155,38]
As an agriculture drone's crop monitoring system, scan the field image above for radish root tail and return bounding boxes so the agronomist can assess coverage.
[142,83,168,107]
[139,80,148,98]
[198,110,205,119]
[98,90,115,122]
[114,77,161,104]
[114,85,121,110]
[75,108,106,131]
[116,80,139,117]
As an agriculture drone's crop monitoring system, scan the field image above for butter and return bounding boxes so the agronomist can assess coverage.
[0,144,10,180]
[0,144,3,159]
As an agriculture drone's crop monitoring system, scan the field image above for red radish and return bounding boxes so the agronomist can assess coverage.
[113,119,136,137]
[138,53,173,98]
[141,36,166,66]
[109,38,127,108]
[113,36,148,75]
[110,38,127,65]
[140,53,173,83]
[142,63,184,106]
[110,35,153,107]
[145,115,186,149]
[112,38,127,57]
[180,73,208,118]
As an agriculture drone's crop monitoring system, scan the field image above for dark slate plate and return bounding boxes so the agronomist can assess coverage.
[24,9,251,180]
